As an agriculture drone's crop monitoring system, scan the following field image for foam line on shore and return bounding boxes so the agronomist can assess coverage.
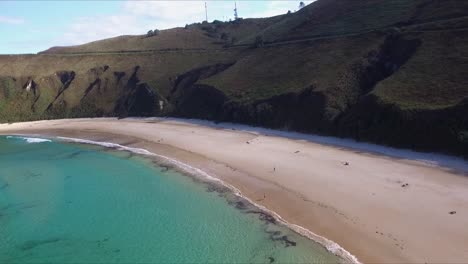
[54,135,361,264]
[6,135,52,143]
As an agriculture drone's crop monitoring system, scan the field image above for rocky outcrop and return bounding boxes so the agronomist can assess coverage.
[114,66,167,117]
[219,87,328,131]
[46,71,76,111]
[359,34,421,94]
[335,95,468,156]
[23,79,37,96]
[169,63,234,119]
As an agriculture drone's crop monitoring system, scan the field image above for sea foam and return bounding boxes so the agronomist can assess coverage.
[6,136,51,143]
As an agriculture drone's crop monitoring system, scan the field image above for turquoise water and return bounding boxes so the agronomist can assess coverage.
[0,135,340,263]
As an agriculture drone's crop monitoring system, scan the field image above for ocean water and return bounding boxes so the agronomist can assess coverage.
[0,135,340,263]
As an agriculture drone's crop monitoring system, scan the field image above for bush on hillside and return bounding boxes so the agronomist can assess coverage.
[146,29,160,37]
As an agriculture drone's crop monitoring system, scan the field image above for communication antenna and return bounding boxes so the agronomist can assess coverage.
[234,2,238,20]
[205,2,208,22]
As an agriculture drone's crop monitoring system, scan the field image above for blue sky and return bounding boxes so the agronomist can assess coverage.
[0,1,314,54]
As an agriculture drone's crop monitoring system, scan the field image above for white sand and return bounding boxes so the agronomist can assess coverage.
[1,118,467,263]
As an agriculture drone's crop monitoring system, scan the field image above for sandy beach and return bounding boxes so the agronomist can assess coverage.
[1,118,467,263]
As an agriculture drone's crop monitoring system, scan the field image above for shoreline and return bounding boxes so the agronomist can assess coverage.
[1,118,468,263]
[3,134,357,262]
[56,135,360,263]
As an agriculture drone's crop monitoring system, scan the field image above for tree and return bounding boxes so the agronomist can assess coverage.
[146,29,160,37]
[299,1,306,9]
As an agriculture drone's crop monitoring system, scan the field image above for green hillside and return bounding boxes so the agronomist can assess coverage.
[1,0,468,156]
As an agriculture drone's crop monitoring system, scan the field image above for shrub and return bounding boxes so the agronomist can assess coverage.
[146,29,160,37]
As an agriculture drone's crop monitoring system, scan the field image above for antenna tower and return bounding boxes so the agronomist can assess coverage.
[234,2,238,20]
[205,2,208,22]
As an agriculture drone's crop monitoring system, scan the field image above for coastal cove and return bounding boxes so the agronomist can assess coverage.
[0,135,340,263]
[1,118,468,263]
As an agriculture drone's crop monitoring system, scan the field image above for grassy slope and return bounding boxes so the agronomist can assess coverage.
[201,33,383,103]
[41,28,222,54]
[373,30,468,110]
[254,0,468,42]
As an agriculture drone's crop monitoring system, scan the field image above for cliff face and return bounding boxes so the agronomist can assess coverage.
[1,0,468,157]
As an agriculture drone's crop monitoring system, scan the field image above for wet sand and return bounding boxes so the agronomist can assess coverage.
[1,118,468,263]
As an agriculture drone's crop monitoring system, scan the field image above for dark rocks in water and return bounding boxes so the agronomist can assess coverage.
[294,150,300,154]
[24,171,41,180]
[266,230,297,247]
[246,210,277,225]
[19,203,38,210]
[96,237,110,247]
[268,256,275,263]
[401,183,409,188]
[65,151,85,159]
[234,201,248,210]
[276,235,297,247]
[206,183,229,194]
[449,211,457,215]
[19,237,62,251]
[0,183,9,190]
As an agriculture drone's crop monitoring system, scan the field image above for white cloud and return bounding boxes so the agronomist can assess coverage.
[55,1,208,46]
[0,15,25,25]
[250,1,316,18]
[123,1,206,29]
[59,15,143,46]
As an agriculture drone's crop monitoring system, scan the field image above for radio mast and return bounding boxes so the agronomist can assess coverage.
[234,2,238,20]
[205,2,208,22]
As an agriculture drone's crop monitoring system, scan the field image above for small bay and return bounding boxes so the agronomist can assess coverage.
[0,135,339,263]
